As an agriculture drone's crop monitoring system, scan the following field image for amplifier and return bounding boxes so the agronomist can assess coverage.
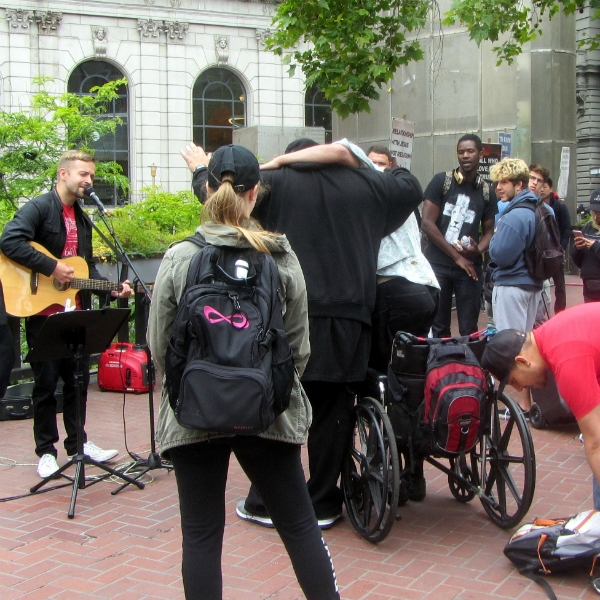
[98,343,154,394]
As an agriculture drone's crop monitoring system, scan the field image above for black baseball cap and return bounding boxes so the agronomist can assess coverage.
[590,188,600,211]
[480,329,527,383]
[207,144,260,193]
[285,138,319,154]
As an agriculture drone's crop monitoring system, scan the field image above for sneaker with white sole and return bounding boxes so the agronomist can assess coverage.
[316,513,343,530]
[69,441,118,463]
[236,500,342,530]
[37,453,60,479]
[236,500,274,527]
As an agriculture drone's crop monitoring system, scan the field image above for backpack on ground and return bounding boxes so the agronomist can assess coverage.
[423,338,487,455]
[164,234,294,434]
[518,199,564,281]
[504,510,600,599]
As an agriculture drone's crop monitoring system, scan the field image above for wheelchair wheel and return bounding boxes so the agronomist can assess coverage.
[478,391,536,529]
[342,397,400,543]
[448,455,478,503]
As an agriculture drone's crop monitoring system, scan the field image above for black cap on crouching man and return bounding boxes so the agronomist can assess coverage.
[480,329,527,384]
[207,144,260,193]
[590,188,600,211]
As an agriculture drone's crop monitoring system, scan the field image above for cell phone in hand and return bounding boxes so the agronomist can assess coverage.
[573,230,583,238]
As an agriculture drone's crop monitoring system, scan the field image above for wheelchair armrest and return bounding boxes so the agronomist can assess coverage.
[365,367,387,387]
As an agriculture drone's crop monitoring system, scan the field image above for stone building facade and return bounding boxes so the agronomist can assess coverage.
[0,0,322,204]
[334,2,578,217]
[576,7,600,206]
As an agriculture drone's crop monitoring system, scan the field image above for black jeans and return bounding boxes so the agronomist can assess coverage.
[370,277,439,372]
[552,267,567,313]
[25,315,90,457]
[431,262,483,338]
[245,382,356,521]
[170,438,339,600]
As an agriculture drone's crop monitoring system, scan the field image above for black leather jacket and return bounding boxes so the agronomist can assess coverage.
[0,189,108,309]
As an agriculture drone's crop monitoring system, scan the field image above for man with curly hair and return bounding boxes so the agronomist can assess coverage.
[488,158,543,411]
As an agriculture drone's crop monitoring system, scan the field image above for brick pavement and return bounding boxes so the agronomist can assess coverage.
[1,275,598,599]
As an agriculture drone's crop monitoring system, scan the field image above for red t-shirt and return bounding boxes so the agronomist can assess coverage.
[534,303,600,419]
[38,203,81,316]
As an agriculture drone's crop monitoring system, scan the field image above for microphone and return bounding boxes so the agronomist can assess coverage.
[84,186,106,212]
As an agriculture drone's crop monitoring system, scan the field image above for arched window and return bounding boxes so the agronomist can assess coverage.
[68,61,129,205]
[193,68,246,152]
[305,86,332,143]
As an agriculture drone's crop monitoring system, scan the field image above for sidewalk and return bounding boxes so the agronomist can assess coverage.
[0,275,597,599]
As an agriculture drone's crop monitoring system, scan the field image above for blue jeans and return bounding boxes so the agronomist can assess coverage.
[594,477,600,510]
[430,262,483,338]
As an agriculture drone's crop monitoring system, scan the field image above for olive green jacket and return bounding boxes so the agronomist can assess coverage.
[148,223,311,457]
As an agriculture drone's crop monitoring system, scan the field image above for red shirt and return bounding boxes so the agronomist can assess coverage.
[534,303,600,419]
[38,203,81,316]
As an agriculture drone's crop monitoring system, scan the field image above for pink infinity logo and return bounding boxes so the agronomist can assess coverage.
[203,306,249,329]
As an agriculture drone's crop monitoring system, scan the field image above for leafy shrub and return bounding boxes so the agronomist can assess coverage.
[93,186,200,258]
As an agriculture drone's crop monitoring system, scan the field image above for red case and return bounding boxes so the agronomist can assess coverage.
[98,343,154,394]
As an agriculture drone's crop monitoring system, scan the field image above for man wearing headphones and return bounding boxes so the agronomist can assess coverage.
[421,134,497,337]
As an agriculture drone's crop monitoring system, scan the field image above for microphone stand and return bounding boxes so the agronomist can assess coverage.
[88,196,172,494]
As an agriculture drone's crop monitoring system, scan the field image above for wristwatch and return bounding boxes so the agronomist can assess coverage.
[195,164,207,172]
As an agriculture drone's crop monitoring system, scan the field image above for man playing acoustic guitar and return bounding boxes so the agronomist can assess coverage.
[0,150,132,478]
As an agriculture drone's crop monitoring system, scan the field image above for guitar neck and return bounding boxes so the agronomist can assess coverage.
[71,278,123,293]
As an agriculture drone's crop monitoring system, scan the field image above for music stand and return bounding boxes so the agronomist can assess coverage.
[28,308,145,518]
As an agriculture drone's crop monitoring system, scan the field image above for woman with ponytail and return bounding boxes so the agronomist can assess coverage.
[148,145,340,600]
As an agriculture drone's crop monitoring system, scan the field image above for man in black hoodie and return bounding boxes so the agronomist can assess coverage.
[183,140,422,527]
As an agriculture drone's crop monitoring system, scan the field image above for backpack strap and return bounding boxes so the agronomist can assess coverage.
[442,171,453,197]
[184,233,208,249]
[182,233,218,289]
[482,179,490,203]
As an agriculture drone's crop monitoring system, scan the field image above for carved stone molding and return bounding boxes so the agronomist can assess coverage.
[35,11,62,34]
[144,0,156,5]
[5,9,34,30]
[255,28,271,47]
[164,21,189,43]
[170,0,181,7]
[215,35,229,64]
[138,19,164,40]
[92,26,108,57]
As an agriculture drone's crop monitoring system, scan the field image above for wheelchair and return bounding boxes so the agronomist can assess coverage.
[341,330,536,543]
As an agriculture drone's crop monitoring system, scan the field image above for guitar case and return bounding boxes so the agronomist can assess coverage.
[0,381,63,420]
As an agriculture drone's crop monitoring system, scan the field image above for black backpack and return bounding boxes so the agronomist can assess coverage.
[423,339,487,456]
[504,510,600,599]
[509,199,564,281]
[164,234,295,434]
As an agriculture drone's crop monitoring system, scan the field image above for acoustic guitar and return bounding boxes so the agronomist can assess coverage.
[0,241,122,317]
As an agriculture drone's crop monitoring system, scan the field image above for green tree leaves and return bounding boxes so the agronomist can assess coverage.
[267,0,599,116]
[0,78,129,218]
[265,0,429,118]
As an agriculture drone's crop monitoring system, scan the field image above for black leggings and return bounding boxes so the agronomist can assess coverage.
[169,437,340,600]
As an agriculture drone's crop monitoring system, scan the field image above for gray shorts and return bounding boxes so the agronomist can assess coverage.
[492,285,542,332]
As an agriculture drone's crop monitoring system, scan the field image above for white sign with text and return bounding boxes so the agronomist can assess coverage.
[390,118,415,170]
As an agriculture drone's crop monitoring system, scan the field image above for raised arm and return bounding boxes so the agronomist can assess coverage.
[260,143,361,170]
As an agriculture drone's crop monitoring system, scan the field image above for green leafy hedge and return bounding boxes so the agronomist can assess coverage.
[93,186,200,259]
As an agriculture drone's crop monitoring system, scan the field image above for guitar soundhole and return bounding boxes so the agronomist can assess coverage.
[53,280,71,292]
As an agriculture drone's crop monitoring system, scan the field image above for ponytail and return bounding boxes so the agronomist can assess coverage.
[202,175,279,254]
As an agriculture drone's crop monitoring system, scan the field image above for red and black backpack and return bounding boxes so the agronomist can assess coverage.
[423,339,487,455]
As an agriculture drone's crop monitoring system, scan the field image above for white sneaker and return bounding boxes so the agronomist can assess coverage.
[37,454,60,478]
[579,433,584,443]
[71,441,118,463]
